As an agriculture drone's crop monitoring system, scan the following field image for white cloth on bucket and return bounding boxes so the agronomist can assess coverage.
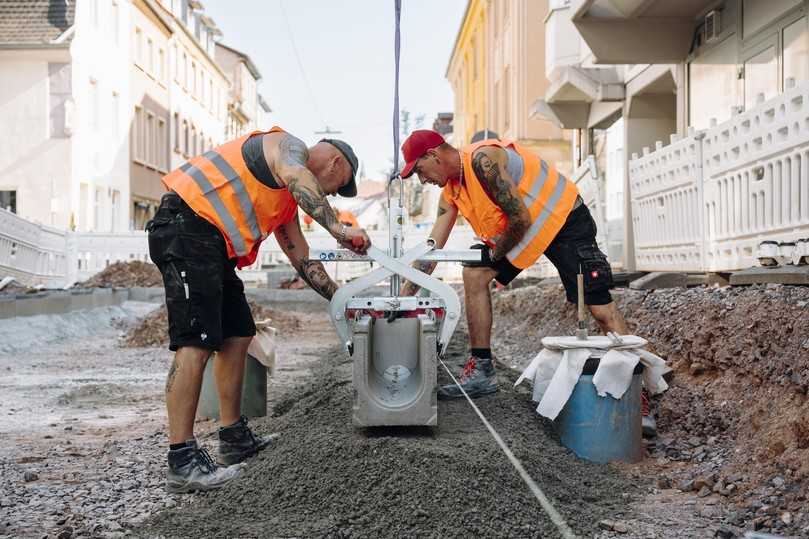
[514,335,670,421]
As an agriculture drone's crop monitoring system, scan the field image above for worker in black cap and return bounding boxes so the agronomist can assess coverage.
[152,126,370,493]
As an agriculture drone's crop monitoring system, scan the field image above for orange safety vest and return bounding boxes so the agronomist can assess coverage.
[443,139,579,269]
[162,126,298,268]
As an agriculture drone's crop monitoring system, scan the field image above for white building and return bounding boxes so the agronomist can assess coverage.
[0,0,131,232]
[154,0,229,174]
[216,42,271,138]
[0,0,275,232]
[537,0,809,272]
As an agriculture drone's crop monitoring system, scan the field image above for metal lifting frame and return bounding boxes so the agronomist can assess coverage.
[316,178,481,358]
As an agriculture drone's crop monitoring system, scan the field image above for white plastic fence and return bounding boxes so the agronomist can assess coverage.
[0,207,69,286]
[0,209,480,287]
[629,132,705,272]
[629,79,809,272]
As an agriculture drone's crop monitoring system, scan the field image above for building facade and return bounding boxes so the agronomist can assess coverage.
[447,0,571,173]
[0,0,271,232]
[538,0,809,271]
[216,42,270,140]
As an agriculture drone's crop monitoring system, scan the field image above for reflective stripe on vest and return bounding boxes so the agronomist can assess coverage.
[163,126,298,267]
[508,163,568,262]
[178,159,249,256]
[446,139,578,269]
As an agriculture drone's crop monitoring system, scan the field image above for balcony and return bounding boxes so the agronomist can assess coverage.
[628,80,809,272]
[570,0,713,64]
[536,1,625,128]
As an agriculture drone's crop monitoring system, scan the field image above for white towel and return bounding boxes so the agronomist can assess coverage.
[592,349,640,399]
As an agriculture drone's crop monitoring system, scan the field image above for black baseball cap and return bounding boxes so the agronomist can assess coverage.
[320,138,358,197]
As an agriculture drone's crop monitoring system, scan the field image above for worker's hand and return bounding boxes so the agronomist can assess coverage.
[340,226,371,255]
[461,243,497,268]
[385,310,404,323]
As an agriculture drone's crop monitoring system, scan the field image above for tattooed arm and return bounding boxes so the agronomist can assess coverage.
[400,195,459,296]
[471,146,531,261]
[269,133,342,238]
[274,214,338,300]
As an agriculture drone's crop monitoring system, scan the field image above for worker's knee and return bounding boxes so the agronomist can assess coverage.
[222,335,253,350]
[462,266,495,290]
[175,345,212,364]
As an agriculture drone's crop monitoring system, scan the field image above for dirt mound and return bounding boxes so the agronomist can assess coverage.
[141,332,638,538]
[78,261,162,288]
[491,282,809,536]
[121,300,301,348]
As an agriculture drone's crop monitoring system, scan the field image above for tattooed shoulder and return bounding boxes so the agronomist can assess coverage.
[278,134,309,168]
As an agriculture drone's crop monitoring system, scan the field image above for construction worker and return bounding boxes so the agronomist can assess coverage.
[395,130,657,431]
[147,127,371,493]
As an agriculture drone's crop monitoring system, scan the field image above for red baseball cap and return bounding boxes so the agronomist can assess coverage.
[400,130,446,178]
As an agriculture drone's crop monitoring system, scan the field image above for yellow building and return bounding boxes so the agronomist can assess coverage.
[447,0,571,174]
[446,0,487,148]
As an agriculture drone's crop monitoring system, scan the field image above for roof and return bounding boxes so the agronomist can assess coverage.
[0,0,76,47]
[216,42,262,81]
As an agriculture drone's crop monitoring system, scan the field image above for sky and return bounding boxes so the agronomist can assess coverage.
[203,0,467,181]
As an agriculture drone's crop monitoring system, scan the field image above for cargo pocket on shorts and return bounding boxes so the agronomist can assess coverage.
[146,213,183,266]
[577,244,613,295]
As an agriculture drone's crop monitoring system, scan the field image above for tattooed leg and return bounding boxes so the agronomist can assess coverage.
[166,347,210,444]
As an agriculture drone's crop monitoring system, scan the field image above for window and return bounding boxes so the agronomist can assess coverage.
[159,49,166,81]
[111,91,119,136]
[174,112,180,151]
[135,28,143,65]
[183,120,189,155]
[191,125,197,156]
[158,118,167,170]
[200,131,205,153]
[503,67,511,129]
[200,70,205,102]
[689,36,739,130]
[90,79,99,130]
[79,183,88,231]
[181,0,189,25]
[146,112,155,166]
[147,38,154,73]
[0,190,16,213]
[744,45,778,110]
[48,63,71,138]
[133,106,144,161]
[191,62,197,97]
[209,79,214,111]
[94,187,102,232]
[90,0,99,27]
[183,52,188,89]
[783,17,809,86]
[173,44,179,82]
[111,1,119,44]
[111,190,120,232]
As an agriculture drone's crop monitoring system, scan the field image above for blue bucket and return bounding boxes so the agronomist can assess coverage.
[554,357,644,463]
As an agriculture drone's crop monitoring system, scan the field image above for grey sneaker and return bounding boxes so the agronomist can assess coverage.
[218,416,278,466]
[166,439,243,494]
[437,356,498,400]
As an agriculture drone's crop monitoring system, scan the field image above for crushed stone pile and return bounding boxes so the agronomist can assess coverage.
[141,332,638,538]
[77,261,163,288]
[492,282,809,537]
[121,300,301,348]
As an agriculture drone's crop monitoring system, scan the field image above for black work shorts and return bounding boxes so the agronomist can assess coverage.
[146,193,256,352]
[475,202,614,305]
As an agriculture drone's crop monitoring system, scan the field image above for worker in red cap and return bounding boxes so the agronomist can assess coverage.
[395,130,654,432]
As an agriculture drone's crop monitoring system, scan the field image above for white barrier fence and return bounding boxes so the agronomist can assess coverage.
[629,79,809,272]
[2,157,611,288]
[1,205,480,288]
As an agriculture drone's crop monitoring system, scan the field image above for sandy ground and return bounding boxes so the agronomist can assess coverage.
[2,283,807,538]
[0,301,336,538]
